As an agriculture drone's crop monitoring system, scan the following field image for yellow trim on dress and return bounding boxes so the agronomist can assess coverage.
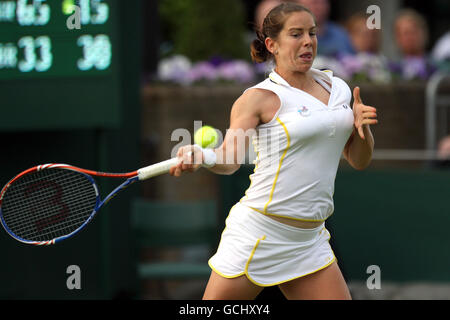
[242,146,260,202]
[208,261,245,279]
[262,117,291,213]
[246,256,337,287]
[247,205,328,222]
[244,235,266,270]
[268,74,279,84]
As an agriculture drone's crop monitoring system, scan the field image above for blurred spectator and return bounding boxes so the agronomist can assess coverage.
[333,11,391,83]
[394,9,429,58]
[392,9,435,80]
[345,11,381,54]
[431,31,450,64]
[296,0,355,57]
[255,0,281,31]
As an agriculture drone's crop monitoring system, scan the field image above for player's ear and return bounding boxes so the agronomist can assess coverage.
[265,37,277,56]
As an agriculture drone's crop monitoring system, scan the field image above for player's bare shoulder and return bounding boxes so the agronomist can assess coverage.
[232,88,280,125]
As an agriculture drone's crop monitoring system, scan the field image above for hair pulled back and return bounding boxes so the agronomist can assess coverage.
[250,3,314,63]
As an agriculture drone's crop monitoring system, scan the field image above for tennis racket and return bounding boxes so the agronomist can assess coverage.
[0,157,182,245]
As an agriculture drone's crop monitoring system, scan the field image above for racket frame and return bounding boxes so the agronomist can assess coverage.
[0,156,182,245]
[0,164,139,245]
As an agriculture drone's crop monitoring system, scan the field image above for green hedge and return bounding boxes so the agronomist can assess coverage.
[159,0,250,61]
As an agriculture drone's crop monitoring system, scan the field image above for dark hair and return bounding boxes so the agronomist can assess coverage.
[250,3,314,63]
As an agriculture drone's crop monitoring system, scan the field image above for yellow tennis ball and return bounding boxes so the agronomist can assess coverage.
[62,0,75,14]
[194,126,218,148]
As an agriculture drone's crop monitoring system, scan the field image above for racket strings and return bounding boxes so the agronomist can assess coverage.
[1,168,97,242]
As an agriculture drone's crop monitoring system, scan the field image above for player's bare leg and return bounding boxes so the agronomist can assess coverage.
[202,271,263,300]
[278,261,351,300]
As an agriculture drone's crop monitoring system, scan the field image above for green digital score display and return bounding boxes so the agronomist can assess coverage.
[0,0,121,130]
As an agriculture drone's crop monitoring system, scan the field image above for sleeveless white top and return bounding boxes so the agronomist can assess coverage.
[239,68,354,222]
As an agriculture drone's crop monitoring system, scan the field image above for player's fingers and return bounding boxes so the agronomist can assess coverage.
[362,106,377,113]
[353,86,362,104]
[177,145,194,158]
[358,126,365,140]
[170,160,183,175]
[169,165,177,176]
[173,165,182,177]
[173,146,203,175]
[181,149,193,165]
[363,111,377,119]
[362,118,378,125]
[196,151,204,166]
[190,148,202,165]
[176,147,185,158]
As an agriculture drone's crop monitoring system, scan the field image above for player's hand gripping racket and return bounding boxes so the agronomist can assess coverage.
[0,156,185,245]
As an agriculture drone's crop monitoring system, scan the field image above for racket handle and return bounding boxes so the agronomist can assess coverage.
[137,157,179,180]
[137,151,194,180]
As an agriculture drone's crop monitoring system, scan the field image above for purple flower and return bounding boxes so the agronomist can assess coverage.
[388,56,436,80]
[209,56,226,67]
[217,60,255,83]
[402,57,429,80]
[186,61,218,83]
[157,55,192,84]
[340,54,364,74]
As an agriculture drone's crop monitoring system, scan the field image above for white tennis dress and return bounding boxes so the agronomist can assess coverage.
[209,68,354,286]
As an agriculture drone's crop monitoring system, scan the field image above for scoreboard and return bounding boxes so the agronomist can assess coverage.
[0,0,121,130]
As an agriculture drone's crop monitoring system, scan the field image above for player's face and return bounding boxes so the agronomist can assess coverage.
[271,11,317,74]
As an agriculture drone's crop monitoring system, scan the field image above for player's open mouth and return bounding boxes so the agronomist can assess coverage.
[299,53,313,61]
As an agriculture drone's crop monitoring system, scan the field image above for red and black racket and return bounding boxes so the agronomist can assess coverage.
[0,157,180,245]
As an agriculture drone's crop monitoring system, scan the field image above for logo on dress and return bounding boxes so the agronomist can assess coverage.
[342,104,349,109]
[297,106,311,117]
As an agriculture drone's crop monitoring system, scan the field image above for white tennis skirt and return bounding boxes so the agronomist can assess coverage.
[208,202,336,286]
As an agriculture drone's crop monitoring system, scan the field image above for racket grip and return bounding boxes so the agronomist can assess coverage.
[137,151,193,180]
[137,157,179,180]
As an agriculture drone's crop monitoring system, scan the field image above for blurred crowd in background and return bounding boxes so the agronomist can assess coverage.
[147,0,450,85]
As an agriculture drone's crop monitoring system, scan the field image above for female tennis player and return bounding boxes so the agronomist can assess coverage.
[169,3,377,300]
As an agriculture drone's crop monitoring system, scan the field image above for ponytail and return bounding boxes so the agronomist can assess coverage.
[250,30,271,63]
